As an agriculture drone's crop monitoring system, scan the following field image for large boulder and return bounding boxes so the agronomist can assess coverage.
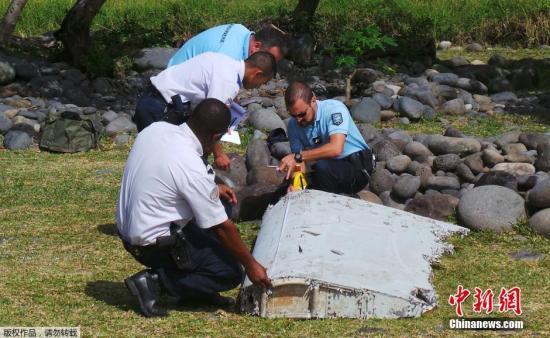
[526,179,550,209]
[246,138,271,169]
[397,96,424,120]
[134,47,178,71]
[249,108,286,132]
[433,154,461,172]
[351,97,381,123]
[392,175,421,200]
[3,130,33,150]
[424,135,481,156]
[458,185,526,232]
[246,167,285,186]
[491,163,535,177]
[535,143,550,172]
[475,171,518,191]
[369,168,394,195]
[371,140,401,162]
[528,209,550,238]
[405,194,459,221]
[216,154,247,188]
[233,184,278,221]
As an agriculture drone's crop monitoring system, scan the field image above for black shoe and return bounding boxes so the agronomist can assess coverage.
[124,270,168,318]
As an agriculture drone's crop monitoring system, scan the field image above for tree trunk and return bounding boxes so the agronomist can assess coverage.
[55,0,106,67]
[293,0,320,19]
[0,0,28,45]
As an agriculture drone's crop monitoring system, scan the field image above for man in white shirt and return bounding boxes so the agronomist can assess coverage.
[133,51,276,170]
[119,99,271,317]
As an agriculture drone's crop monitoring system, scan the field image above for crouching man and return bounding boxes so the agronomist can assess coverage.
[278,81,374,195]
[117,98,271,317]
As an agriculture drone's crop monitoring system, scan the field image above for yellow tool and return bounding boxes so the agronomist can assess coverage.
[291,171,308,190]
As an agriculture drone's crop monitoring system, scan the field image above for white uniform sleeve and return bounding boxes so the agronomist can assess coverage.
[176,165,228,229]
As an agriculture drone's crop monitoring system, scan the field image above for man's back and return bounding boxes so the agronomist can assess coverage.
[168,24,251,67]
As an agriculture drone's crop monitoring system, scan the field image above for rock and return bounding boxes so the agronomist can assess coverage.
[510,67,537,90]
[448,56,469,67]
[217,154,247,188]
[434,84,458,101]
[433,154,461,172]
[509,248,545,261]
[386,130,412,144]
[356,123,380,143]
[92,77,114,95]
[502,143,527,155]
[102,110,119,124]
[504,153,535,164]
[13,62,39,80]
[287,33,314,66]
[424,135,481,156]
[526,179,550,209]
[403,141,432,160]
[233,183,278,221]
[114,133,130,148]
[438,41,452,50]
[269,141,291,160]
[455,163,476,183]
[351,98,381,123]
[535,143,550,172]
[490,91,518,103]
[372,140,401,162]
[247,167,285,186]
[354,68,384,85]
[492,163,535,177]
[0,112,13,134]
[405,76,429,86]
[488,78,512,93]
[463,152,485,174]
[62,68,87,84]
[246,138,271,169]
[12,116,40,133]
[357,190,383,204]
[379,191,405,210]
[372,93,393,110]
[444,126,465,138]
[134,47,178,71]
[488,54,508,68]
[399,117,410,125]
[458,185,526,232]
[475,171,518,191]
[386,155,412,174]
[4,97,31,108]
[519,133,550,150]
[3,130,33,150]
[397,96,424,120]
[441,98,466,115]
[465,42,483,52]
[407,161,433,180]
[380,110,396,121]
[422,106,436,120]
[517,175,538,191]
[105,116,136,136]
[405,194,459,221]
[18,109,47,122]
[424,176,461,191]
[0,61,15,85]
[392,175,421,200]
[528,209,550,238]
[249,108,285,132]
[369,169,394,195]
[431,73,459,86]
[482,149,504,167]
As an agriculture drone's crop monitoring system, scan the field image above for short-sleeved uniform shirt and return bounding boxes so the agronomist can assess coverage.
[150,52,244,107]
[168,24,251,67]
[116,122,227,246]
[287,99,369,159]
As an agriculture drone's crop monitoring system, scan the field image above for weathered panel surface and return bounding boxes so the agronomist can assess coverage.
[240,189,469,319]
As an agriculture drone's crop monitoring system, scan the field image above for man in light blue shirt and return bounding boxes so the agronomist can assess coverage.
[168,24,285,67]
[278,81,374,194]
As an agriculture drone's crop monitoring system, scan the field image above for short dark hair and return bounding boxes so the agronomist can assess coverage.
[187,98,231,136]
[255,26,287,54]
[285,81,313,108]
[245,51,277,78]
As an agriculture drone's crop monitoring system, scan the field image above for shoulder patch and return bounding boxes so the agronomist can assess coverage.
[331,112,343,126]
[210,187,219,201]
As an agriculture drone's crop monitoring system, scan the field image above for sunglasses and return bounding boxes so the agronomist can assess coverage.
[291,111,307,119]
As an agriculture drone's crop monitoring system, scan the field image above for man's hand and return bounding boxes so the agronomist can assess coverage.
[214,152,231,171]
[218,184,237,204]
[246,260,272,288]
[278,154,298,180]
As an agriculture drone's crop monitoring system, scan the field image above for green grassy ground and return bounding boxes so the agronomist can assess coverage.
[0,112,549,336]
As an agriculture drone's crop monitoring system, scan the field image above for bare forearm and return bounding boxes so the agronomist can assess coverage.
[212,142,225,157]
[301,143,341,161]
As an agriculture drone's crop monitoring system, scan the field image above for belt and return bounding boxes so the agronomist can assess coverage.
[144,83,169,104]
[346,148,375,177]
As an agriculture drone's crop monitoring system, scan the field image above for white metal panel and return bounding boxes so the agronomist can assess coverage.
[240,190,469,319]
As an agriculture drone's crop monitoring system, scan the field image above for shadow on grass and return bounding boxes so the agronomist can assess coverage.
[97,223,118,236]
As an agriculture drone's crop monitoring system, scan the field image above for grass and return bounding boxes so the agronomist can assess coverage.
[0,112,549,336]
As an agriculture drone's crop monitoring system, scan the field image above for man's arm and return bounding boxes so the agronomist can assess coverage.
[212,142,231,170]
[211,220,271,287]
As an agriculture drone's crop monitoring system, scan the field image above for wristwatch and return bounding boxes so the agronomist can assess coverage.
[294,152,303,163]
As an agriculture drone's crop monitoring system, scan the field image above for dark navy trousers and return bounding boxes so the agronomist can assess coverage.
[310,158,368,194]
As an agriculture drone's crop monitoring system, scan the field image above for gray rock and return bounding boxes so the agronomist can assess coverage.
[3,130,32,150]
[13,62,40,80]
[490,91,518,103]
[482,149,504,167]
[465,42,483,52]
[519,133,550,150]
[433,154,461,172]
[247,102,262,114]
[18,110,46,122]
[458,185,526,232]
[247,167,285,186]
[12,116,40,133]
[105,116,136,136]
[526,179,550,209]
[528,209,550,238]
[404,88,439,108]
[422,106,436,119]
[351,97,381,123]
[441,98,466,115]
[448,56,469,67]
[380,110,396,121]
[517,175,538,191]
[488,54,508,68]
[434,84,459,101]
[269,141,291,160]
[261,97,274,107]
[438,41,452,50]
[405,76,429,86]
[0,61,15,85]
[386,130,412,144]
[92,77,114,95]
[219,154,248,188]
[475,171,518,191]
[357,190,383,204]
[495,131,521,148]
[405,194,459,221]
[379,191,405,210]
[372,140,401,162]
[424,135,481,156]
[488,78,512,93]
[444,126,465,138]
[535,143,550,172]
[403,141,432,160]
[509,248,545,261]
[504,153,535,164]
[455,163,476,183]
[233,183,278,221]
[102,110,119,124]
[369,169,395,195]
[246,138,271,169]
[249,108,285,132]
[134,47,178,71]
[114,133,130,148]
[372,93,393,110]
[502,143,527,155]
[431,73,459,86]
[0,112,13,134]
[356,123,380,142]
[463,152,485,174]
[392,175,421,200]
[424,176,461,191]
[397,96,424,120]
[399,117,410,125]
[386,155,412,174]
[492,163,535,177]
